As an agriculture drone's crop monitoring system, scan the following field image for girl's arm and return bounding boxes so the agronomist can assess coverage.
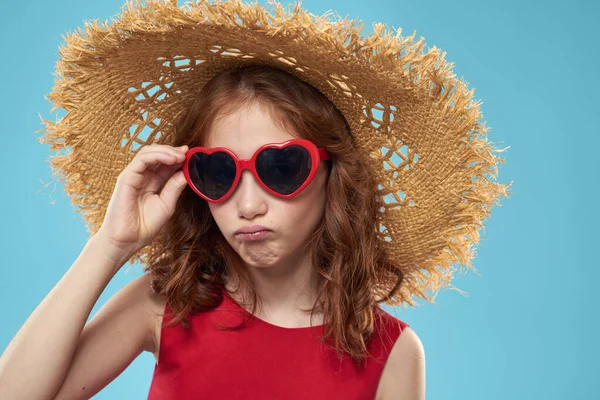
[0,233,152,399]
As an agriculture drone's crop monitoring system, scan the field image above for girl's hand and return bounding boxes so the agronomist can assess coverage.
[96,143,189,258]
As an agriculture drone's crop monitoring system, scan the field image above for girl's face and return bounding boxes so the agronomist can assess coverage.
[205,103,329,269]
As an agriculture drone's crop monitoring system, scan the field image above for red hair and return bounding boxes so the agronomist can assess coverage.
[146,64,404,365]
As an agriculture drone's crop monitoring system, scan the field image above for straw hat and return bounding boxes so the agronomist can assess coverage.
[37,0,511,307]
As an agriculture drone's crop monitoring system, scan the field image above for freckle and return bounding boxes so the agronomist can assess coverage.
[82,386,86,390]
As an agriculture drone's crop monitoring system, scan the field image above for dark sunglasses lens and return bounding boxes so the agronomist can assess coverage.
[188,152,236,200]
[255,145,312,195]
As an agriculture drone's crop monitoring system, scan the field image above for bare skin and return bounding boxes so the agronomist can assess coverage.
[0,143,191,399]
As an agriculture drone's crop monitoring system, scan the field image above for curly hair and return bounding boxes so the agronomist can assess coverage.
[145,63,404,366]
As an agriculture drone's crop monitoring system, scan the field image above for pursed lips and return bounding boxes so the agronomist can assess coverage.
[234,224,271,234]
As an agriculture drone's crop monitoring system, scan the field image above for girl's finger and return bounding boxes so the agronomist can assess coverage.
[129,150,184,176]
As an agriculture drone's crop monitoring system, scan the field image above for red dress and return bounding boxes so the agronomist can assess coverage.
[147,286,410,399]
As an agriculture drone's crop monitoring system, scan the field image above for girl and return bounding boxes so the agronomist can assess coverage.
[0,0,509,398]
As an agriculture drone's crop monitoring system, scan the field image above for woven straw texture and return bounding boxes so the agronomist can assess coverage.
[37,0,511,306]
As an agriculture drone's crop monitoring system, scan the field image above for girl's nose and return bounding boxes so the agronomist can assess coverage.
[235,170,268,219]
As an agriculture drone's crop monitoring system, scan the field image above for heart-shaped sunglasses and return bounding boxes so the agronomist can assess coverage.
[182,138,332,203]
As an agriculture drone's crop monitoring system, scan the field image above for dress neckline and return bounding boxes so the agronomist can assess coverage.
[220,285,326,331]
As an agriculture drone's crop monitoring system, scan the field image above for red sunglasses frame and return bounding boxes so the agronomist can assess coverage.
[182,138,332,203]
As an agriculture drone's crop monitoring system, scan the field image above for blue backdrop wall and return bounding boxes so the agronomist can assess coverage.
[1,0,598,399]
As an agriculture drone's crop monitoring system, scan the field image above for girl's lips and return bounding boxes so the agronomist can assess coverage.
[234,224,271,234]
[235,230,271,241]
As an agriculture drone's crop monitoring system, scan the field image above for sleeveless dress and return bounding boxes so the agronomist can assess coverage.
[147,286,409,399]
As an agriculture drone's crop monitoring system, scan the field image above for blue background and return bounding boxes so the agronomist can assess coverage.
[1,0,598,399]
